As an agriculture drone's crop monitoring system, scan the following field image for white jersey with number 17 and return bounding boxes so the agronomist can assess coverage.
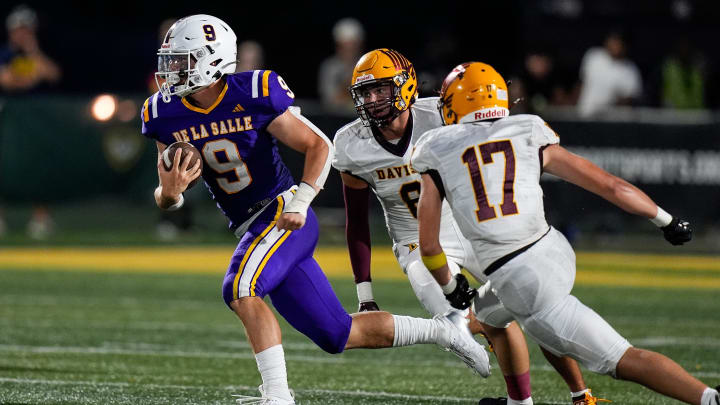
[411,114,560,271]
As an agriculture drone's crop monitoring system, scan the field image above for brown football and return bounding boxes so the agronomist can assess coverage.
[161,141,203,189]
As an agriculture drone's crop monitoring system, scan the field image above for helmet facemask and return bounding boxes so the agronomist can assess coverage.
[156,44,232,102]
[350,75,408,128]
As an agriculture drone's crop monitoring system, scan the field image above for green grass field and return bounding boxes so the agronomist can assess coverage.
[0,248,719,404]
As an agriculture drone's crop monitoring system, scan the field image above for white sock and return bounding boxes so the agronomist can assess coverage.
[701,387,720,405]
[255,345,293,401]
[571,389,589,398]
[508,398,533,405]
[391,315,439,346]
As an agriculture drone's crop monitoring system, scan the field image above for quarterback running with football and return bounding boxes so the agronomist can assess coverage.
[412,61,719,405]
[333,48,605,405]
[140,16,491,405]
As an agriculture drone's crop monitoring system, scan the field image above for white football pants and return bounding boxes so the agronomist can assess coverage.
[485,227,632,376]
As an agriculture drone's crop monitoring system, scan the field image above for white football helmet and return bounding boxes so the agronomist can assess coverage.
[156,14,237,101]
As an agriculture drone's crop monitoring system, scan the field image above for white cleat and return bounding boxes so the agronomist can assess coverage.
[435,309,491,377]
[233,385,296,405]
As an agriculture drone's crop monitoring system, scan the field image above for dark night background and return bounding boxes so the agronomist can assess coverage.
[2,0,719,105]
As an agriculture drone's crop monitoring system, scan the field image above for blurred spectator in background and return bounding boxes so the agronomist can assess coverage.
[0,5,60,92]
[318,17,364,112]
[0,5,61,239]
[237,40,264,72]
[414,32,459,96]
[508,49,577,114]
[577,30,642,117]
[661,37,705,109]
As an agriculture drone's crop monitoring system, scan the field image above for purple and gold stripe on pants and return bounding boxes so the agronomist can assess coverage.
[232,194,292,299]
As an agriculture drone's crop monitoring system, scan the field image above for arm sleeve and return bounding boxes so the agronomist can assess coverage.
[343,183,372,284]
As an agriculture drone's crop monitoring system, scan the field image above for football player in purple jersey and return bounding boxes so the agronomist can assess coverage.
[141,15,492,404]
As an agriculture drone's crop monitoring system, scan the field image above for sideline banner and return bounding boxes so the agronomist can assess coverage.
[541,121,720,232]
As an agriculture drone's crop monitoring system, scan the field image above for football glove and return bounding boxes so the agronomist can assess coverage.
[444,274,477,310]
[358,300,380,312]
[661,217,692,246]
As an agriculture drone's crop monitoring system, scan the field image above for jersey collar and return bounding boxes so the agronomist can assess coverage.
[370,112,413,157]
[181,82,229,114]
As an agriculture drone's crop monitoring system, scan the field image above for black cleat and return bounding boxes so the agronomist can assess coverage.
[478,398,506,405]
[358,300,380,312]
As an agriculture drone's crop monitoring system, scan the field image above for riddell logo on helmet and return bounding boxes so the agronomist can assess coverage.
[355,74,374,84]
[460,107,509,123]
[474,109,507,120]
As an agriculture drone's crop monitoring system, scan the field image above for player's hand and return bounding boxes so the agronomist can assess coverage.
[444,274,477,310]
[157,148,201,197]
[661,217,692,246]
[277,212,305,231]
[358,300,380,312]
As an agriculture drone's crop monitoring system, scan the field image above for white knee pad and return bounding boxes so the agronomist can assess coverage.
[519,295,631,377]
[406,260,453,316]
[472,283,514,328]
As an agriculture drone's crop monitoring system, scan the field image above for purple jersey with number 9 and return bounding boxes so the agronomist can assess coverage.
[140,70,297,230]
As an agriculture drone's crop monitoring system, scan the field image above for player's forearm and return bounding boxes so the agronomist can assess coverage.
[545,146,657,218]
[344,185,372,283]
[603,177,658,218]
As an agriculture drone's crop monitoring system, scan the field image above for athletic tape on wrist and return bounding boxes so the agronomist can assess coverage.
[441,276,457,295]
[166,193,184,211]
[421,251,447,271]
[650,206,673,227]
[283,182,317,217]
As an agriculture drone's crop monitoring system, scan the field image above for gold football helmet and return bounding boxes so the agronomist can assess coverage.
[349,48,418,127]
[438,62,509,125]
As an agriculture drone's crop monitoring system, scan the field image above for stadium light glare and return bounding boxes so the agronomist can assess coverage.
[91,94,117,121]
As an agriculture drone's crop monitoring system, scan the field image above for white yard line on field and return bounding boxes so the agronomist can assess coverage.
[0,377,503,403]
[1,342,718,378]
[632,336,720,348]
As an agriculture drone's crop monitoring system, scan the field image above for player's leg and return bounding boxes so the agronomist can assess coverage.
[221,194,300,403]
[615,348,717,405]
[493,228,716,404]
[473,285,532,404]
[539,346,585,392]
[345,304,491,376]
[270,251,490,375]
[230,297,282,352]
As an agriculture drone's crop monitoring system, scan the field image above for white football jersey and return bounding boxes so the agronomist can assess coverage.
[411,114,559,271]
[333,97,459,246]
